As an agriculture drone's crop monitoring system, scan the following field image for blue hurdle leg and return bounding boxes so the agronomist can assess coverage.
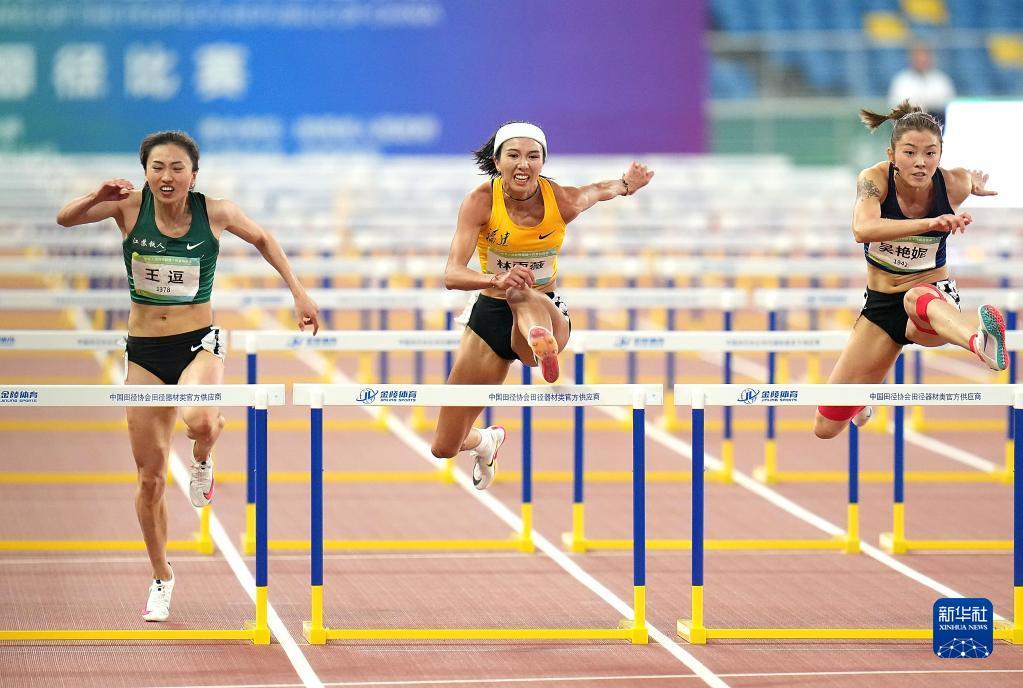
[305,392,326,644]
[518,364,535,551]
[253,396,270,644]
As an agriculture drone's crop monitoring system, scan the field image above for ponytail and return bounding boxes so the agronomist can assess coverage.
[859,99,942,147]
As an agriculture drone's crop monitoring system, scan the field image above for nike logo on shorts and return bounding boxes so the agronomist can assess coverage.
[538,231,554,240]
[186,241,205,250]
[190,344,203,352]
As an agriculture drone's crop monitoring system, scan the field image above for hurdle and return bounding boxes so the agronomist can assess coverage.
[231,329,460,553]
[675,383,1022,645]
[582,329,850,473]
[880,353,1013,553]
[294,382,658,644]
[0,331,213,554]
[0,384,281,643]
[562,330,863,554]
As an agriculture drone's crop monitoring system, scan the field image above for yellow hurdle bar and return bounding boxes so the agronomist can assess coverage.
[757,469,1006,484]
[0,629,261,641]
[322,628,636,641]
[269,538,526,551]
[1,505,212,553]
[564,537,849,551]
[680,625,1019,642]
[881,517,1014,553]
[0,538,203,552]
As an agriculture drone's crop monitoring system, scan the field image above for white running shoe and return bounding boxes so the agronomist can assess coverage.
[471,426,505,491]
[142,568,174,622]
[852,406,873,428]
[973,305,1007,372]
[189,454,215,508]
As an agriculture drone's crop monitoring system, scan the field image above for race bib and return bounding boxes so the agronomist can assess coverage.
[131,253,201,302]
[867,235,941,273]
[487,248,557,286]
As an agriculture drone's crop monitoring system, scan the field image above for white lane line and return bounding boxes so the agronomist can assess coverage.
[166,453,326,688]
[272,324,730,688]
[903,427,1000,473]
[77,309,324,688]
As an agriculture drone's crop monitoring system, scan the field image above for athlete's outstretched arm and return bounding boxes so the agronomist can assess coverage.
[212,198,320,333]
[555,162,654,223]
[56,179,136,229]
[943,167,998,207]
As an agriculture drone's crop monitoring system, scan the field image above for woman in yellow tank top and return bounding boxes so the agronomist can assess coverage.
[432,121,653,489]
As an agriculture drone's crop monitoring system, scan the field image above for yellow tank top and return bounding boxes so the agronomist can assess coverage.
[477,177,566,288]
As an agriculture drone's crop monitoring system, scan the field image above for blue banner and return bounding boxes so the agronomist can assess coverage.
[0,0,706,154]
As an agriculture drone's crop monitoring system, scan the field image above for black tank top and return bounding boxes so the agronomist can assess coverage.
[862,164,954,274]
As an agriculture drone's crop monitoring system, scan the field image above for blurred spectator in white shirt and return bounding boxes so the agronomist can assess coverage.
[888,43,956,124]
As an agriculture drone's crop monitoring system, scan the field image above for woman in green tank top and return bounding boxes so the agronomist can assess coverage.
[56,130,319,622]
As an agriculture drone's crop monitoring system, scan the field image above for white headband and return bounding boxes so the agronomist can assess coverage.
[493,123,547,157]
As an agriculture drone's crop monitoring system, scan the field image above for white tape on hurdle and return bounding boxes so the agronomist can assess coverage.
[230,330,461,353]
[227,328,1023,355]
[293,383,662,407]
[754,288,1023,311]
[0,288,747,312]
[674,383,1019,407]
[0,330,128,350]
[0,384,284,407]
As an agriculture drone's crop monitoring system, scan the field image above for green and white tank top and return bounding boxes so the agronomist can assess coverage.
[123,185,218,305]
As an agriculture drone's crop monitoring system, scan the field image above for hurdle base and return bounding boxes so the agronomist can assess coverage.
[994,620,1023,645]
[241,532,256,556]
[677,619,707,645]
[880,533,1011,553]
[561,531,588,553]
[514,533,536,553]
[303,620,327,645]
[243,619,271,645]
[879,531,906,554]
[617,618,648,644]
[752,465,776,485]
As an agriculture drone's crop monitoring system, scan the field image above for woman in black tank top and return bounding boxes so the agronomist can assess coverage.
[814,101,1005,442]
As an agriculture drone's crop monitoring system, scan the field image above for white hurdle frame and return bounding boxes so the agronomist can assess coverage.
[0,384,283,643]
[674,383,1023,645]
[0,331,217,554]
[292,383,660,644]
